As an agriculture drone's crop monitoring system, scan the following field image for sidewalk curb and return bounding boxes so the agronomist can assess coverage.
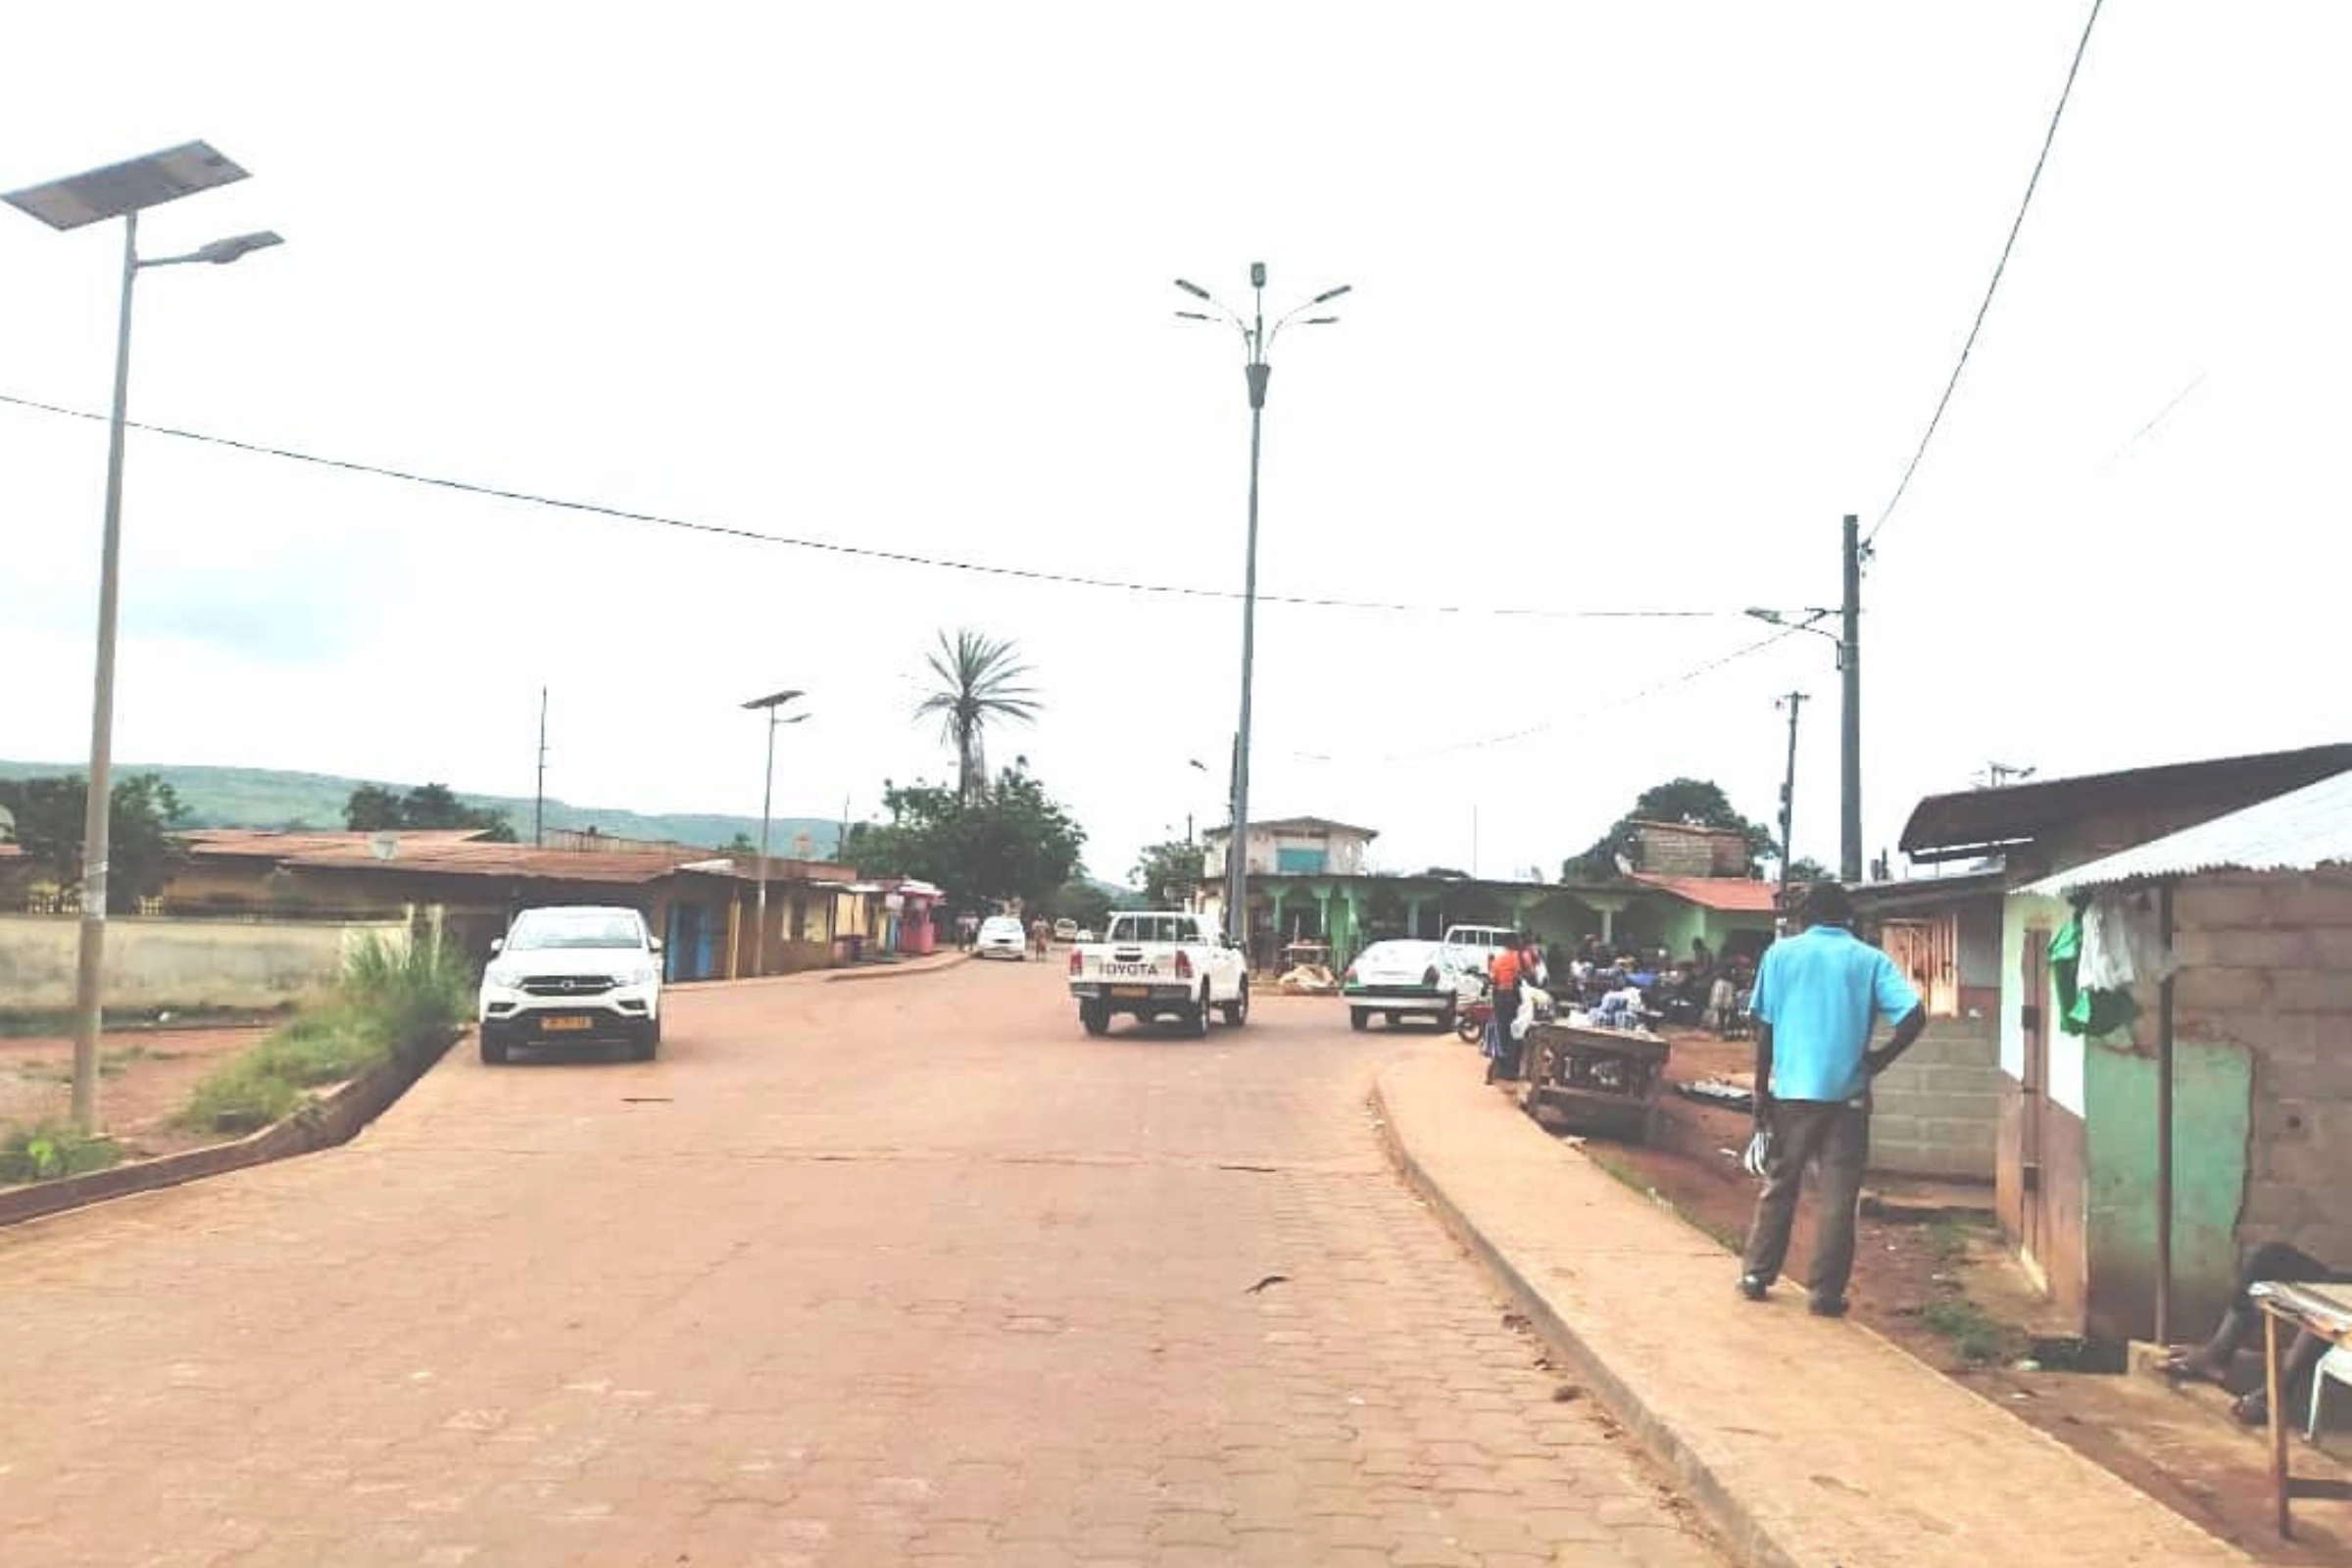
[1373,1073,1797,1568]
[825,953,973,983]
[0,1030,459,1232]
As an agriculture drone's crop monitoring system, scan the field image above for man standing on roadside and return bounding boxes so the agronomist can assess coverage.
[1740,882,1926,1316]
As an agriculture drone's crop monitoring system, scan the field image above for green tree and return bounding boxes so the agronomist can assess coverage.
[855,766,1085,910]
[722,831,759,856]
[913,628,1042,804]
[1565,777,1776,881]
[1785,856,1831,883]
[1039,877,1115,932]
[343,782,516,842]
[1130,838,1204,908]
[0,772,190,912]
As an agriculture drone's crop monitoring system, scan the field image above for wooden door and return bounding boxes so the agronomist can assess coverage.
[2019,926,2051,1266]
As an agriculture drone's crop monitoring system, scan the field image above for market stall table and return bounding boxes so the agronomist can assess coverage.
[2250,1278,2352,1538]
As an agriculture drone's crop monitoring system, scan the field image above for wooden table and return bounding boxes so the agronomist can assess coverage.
[2250,1279,2352,1538]
[1518,1018,1669,1143]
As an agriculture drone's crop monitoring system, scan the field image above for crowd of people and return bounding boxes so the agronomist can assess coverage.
[1554,935,1760,1036]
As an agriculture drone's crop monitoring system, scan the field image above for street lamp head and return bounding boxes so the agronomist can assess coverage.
[192,230,283,265]
[1250,262,1266,289]
[743,688,805,710]
[1744,608,1786,625]
[1175,310,1216,321]
[1173,278,1211,300]
[1310,284,1352,305]
[1302,317,1340,325]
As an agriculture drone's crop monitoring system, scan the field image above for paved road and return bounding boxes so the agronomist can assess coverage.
[0,961,1723,1567]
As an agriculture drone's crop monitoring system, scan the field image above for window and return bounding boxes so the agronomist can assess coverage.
[1276,847,1328,874]
[1880,915,1958,1017]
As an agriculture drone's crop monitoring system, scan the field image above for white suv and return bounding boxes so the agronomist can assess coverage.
[478,905,663,1063]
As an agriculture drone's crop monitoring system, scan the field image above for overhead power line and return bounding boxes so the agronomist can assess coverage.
[1868,0,2107,548]
[0,390,1725,623]
[1294,624,1805,766]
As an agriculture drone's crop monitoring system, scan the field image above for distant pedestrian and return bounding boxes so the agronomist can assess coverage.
[1029,917,1051,958]
[956,911,979,952]
[1740,882,1926,1316]
[1483,933,1528,1084]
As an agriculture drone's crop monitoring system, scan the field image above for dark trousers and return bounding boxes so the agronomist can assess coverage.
[1490,988,1522,1079]
[1742,1099,1870,1301]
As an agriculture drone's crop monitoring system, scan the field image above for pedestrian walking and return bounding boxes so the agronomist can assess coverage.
[956,911,979,952]
[1029,916,1051,959]
[1483,934,1527,1083]
[1739,882,1926,1316]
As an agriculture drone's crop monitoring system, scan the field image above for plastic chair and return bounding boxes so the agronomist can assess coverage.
[2309,1345,2352,1440]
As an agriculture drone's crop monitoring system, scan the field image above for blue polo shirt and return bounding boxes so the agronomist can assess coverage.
[1750,924,1921,1102]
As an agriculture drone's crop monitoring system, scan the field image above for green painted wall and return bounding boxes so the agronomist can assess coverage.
[2082,1034,2251,1342]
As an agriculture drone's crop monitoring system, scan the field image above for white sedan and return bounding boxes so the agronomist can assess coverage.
[1341,939,1481,1031]
[975,915,1029,960]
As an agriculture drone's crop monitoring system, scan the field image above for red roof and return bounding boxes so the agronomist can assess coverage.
[178,828,856,887]
[1629,873,1780,913]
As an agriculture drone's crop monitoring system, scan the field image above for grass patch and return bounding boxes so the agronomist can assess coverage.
[0,1004,294,1038]
[1928,1214,1980,1265]
[1922,1295,2026,1364]
[181,937,471,1136]
[14,1045,181,1085]
[0,1121,123,1184]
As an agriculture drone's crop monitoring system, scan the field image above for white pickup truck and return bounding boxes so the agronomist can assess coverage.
[1066,910,1250,1037]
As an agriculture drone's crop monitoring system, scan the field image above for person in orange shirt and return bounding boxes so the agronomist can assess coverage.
[1484,935,1527,1083]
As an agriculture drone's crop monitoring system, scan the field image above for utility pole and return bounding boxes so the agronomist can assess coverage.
[837,794,852,862]
[1840,513,1863,885]
[1776,692,1808,889]
[534,687,548,848]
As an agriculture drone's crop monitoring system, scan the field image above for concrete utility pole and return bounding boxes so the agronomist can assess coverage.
[742,689,807,975]
[1776,691,1808,889]
[1174,265,1349,953]
[534,687,548,847]
[1840,513,1864,885]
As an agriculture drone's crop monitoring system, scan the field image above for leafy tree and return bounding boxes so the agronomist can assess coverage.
[1038,877,1115,932]
[343,782,516,842]
[0,771,190,912]
[722,831,760,855]
[913,628,1041,804]
[1784,856,1831,883]
[1565,777,1776,881]
[855,767,1084,911]
[1130,838,1204,908]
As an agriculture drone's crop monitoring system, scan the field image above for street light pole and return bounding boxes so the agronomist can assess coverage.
[1775,691,1808,890]
[7,142,281,1133]
[1840,514,1864,884]
[742,689,807,977]
[1175,265,1348,956]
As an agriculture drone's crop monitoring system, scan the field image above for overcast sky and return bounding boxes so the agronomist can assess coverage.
[4,3,2346,887]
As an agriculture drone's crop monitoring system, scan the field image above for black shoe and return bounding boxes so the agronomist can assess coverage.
[1739,1273,1769,1301]
[1808,1295,1850,1318]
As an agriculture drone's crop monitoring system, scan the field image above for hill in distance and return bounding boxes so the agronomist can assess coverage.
[0,760,842,858]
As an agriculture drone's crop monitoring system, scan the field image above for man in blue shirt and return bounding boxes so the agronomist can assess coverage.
[1740,881,1927,1315]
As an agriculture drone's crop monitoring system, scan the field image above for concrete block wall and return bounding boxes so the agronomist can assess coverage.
[0,912,410,1011]
[2174,870,2352,1270]
[1869,1014,2001,1179]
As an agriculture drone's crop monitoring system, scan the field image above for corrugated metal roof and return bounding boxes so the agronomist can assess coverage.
[2025,767,2352,896]
[1900,742,2352,859]
[179,828,491,858]
[1628,873,1780,913]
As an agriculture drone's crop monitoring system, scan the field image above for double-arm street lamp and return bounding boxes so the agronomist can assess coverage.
[1745,602,1861,883]
[6,142,283,1133]
[1174,264,1349,953]
[743,689,808,976]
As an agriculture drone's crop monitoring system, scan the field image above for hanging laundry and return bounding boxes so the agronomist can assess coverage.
[2051,912,2137,1038]
[2080,890,2176,990]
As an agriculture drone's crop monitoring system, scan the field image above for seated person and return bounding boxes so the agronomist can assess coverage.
[2164,1243,2352,1424]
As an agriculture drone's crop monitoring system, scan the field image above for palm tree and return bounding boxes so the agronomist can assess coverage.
[915,628,1041,803]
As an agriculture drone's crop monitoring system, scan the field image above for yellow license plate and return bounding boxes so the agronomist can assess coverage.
[538,1016,594,1033]
[1110,985,1152,999]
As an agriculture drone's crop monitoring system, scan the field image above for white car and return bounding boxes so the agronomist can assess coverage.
[1067,910,1249,1037]
[478,905,663,1063]
[1343,939,1481,1032]
[975,915,1029,960]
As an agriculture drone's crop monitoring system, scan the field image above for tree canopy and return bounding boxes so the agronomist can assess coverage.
[914,628,1041,804]
[1565,777,1776,881]
[0,772,189,912]
[1130,838,1204,909]
[853,766,1084,911]
[344,782,516,842]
